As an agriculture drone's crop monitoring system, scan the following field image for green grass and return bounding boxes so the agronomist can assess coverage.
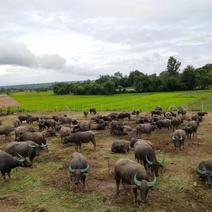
[11,90,212,112]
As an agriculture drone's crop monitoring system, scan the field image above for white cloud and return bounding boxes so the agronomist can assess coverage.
[0,0,212,85]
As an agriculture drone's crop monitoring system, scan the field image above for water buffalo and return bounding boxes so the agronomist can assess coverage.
[89,108,97,115]
[68,152,90,190]
[130,138,153,148]
[136,123,156,137]
[16,132,48,149]
[196,160,212,187]
[118,112,131,120]
[0,151,31,180]
[156,119,171,130]
[38,119,57,130]
[83,111,89,118]
[18,115,31,123]
[171,117,182,130]
[134,142,164,177]
[14,119,21,128]
[4,141,40,162]
[197,112,208,117]
[90,122,107,130]
[15,125,35,139]
[0,126,14,139]
[192,114,202,122]
[59,126,72,142]
[111,140,130,153]
[132,110,140,116]
[72,122,90,133]
[151,110,162,116]
[63,131,96,151]
[171,129,186,150]
[184,121,198,138]
[110,121,126,135]
[27,116,39,124]
[178,107,187,116]
[52,115,72,125]
[114,159,156,203]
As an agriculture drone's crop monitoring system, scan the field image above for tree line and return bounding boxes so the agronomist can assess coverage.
[53,56,211,95]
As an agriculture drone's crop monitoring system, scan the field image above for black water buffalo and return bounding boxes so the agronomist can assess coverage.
[134,142,164,177]
[136,123,155,137]
[111,140,130,153]
[0,152,31,180]
[83,111,89,118]
[136,116,151,124]
[89,108,97,115]
[196,160,212,187]
[132,110,140,116]
[63,131,96,151]
[16,132,48,148]
[18,115,31,123]
[0,126,14,139]
[4,141,40,162]
[192,114,202,122]
[118,112,131,120]
[156,119,171,130]
[68,152,90,190]
[151,110,162,116]
[184,121,198,138]
[197,112,208,117]
[27,116,39,124]
[171,129,186,150]
[114,159,156,203]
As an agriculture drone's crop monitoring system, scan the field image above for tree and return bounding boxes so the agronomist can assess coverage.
[181,65,196,90]
[166,56,181,75]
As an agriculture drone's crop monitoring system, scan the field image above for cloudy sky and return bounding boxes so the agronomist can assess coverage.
[0,0,212,86]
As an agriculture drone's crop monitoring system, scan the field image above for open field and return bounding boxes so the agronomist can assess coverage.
[0,111,212,211]
[11,90,212,112]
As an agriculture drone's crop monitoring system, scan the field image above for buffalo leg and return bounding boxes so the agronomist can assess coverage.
[132,188,138,203]
[115,175,120,196]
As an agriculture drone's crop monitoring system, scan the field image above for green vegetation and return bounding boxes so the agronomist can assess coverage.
[11,90,212,111]
[51,58,212,95]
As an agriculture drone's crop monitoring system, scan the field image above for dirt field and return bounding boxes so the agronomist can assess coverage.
[0,111,211,212]
[0,95,20,108]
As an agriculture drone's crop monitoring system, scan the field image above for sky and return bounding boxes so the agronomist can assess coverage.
[0,0,212,86]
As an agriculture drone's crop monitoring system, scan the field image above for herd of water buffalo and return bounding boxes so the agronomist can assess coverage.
[0,106,211,204]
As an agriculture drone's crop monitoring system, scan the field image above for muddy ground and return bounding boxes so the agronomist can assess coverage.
[0,111,211,212]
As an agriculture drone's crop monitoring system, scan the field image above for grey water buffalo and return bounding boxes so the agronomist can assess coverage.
[63,131,96,151]
[110,121,127,135]
[4,141,40,162]
[114,159,156,203]
[192,114,202,122]
[171,129,186,150]
[90,122,107,130]
[68,152,89,190]
[171,117,182,130]
[184,121,198,138]
[134,142,164,177]
[111,140,130,153]
[18,115,31,123]
[178,107,187,116]
[136,123,156,137]
[130,138,153,148]
[136,116,151,124]
[196,160,212,187]
[59,126,72,142]
[15,125,35,139]
[16,132,48,148]
[0,126,14,139]
[38,119,57,130]
[0,151,31,180]
[14,119,21,128]
[72,122,90,133]
[156,119,171,130]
